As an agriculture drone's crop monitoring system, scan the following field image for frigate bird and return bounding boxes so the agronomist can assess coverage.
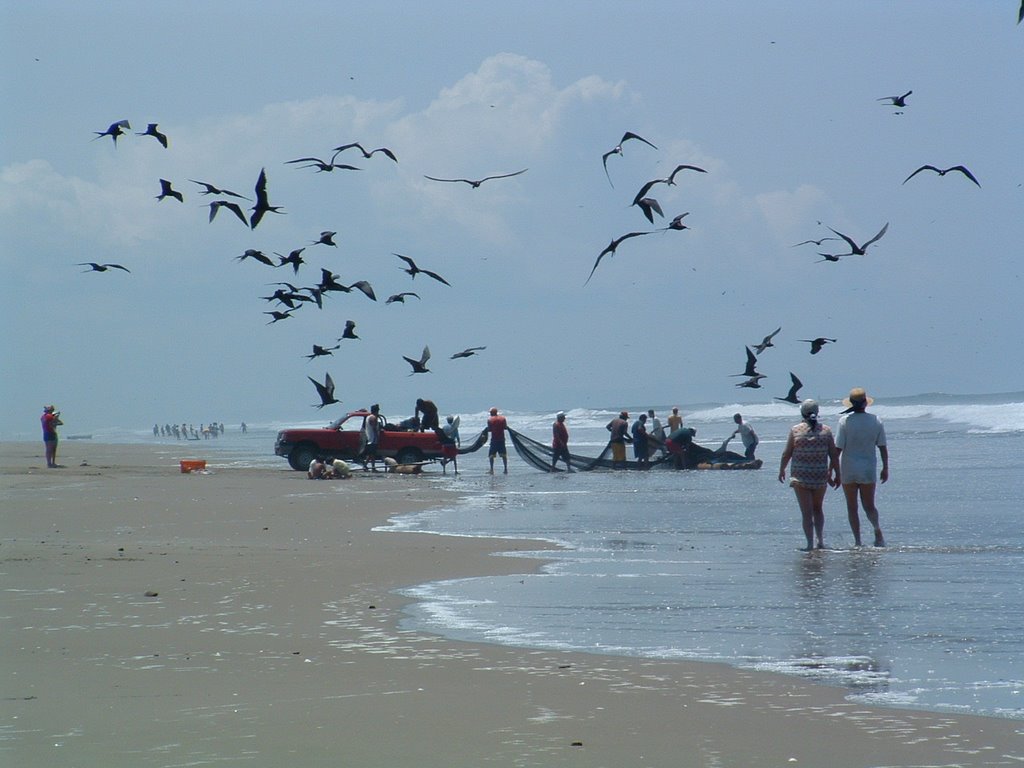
[632,165,707,204]
[386,292,420,304]
[275,248,305,274]
[902,164,980,187]
[423,169,527,187]
[451,346,486,359]
[78,262,130,273]
[730,347,761,378]
[661,213,691,231]
[309,372,340,408]
[753,327,782,355]
[93,120,130,144]
[264,310,295,324]
[827,222,888,256]
[331,142,398,163]
[348,280,376,301]
[249,168,285,229]
[206,200,248,225]
[236,249,276,267]
[602,131,657,186]
[284,157,361,173]
[774,372,803,404]
[799,337,836,355]
[305,343,340,360]
[312,231,337,246]
[189,180,250,200]
[584,231,652,285]
[792,237,839,247]
[338,320,359,340]
[402,345,431,374]
[136,123,168,148]
[156,179,183,202]
[635,197,664,224]
[735,375,766,389]
[394,253,451,285]
[878,90,912,107]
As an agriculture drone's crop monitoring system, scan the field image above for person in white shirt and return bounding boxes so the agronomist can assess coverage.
[836,387,889,547]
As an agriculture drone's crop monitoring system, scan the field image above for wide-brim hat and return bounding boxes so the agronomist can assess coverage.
[842,387,874,408]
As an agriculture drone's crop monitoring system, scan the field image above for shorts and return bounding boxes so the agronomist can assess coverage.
[488,440,506,457]
[552,446,570,463]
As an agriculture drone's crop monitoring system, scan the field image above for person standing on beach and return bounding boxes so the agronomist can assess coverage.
[415,398,440,433]
[363,404,381,472]
[551,411,573,472]
[836,387,888,547]
[632,413,650,467]
[485,407,509,474]
[731,413,759,459]
[41,405,63,468]
[648,409,667,457]
[667,407,683,433]
[778,400,840,551]
[606,411,632,469]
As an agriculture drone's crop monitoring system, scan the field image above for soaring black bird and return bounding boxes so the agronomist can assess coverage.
[78,262,130,273]
[753,327,782,355]
[1019,0,1023,24]
[878,90,912,107]
[602,131,658,187]
[735,375,766,389]
[312,231,337,246]
[774,372,803,404]
[730,347,762,378]
[632,165,707,204]
[93,120,130,144]
[386,292,420,304]
[305,343,340,360]
[250,168,285,229]
[661,213,691,231]
[189,180,250,200]
[206,200,248,225]
[451,346,486,359]
[309,372,339,409]
[136,123,168,148]
[792,237,839,247]
[902,165,980,187]
[635,197,664,225]
[275,248,305,274]
[423,169,527,187]
[394,253,451,286]
[348,280,376,301]
[236,249,275,267]
[815,252,843,263]
[339,320,359,340]
[331,142,398,163]
[156,179,183,202]
[264,310,295,324]
[317,269,348,293]
[585,231,652,285]
[284,157,361,173]
[827,222,889,256]
[403,345,431,374]
[799,337,836,355]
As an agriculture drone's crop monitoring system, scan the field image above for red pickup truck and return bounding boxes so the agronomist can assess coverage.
[274,410,445,470]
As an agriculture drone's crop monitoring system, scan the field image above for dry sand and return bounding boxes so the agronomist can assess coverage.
[2,441,1021,767]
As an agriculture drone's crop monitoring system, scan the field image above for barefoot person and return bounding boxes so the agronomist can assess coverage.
[484,407,509,474]
[778,400,840,551]
[551,411,573,472]
[836,387,889,547]
[41,405,63,468]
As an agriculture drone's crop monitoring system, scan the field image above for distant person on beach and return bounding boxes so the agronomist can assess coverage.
[308,456,327,479]
[666,426,697,469]
[667,407,683,433]
[415,398,439,433]
[484,407,509,474]
[362,404,381,471]
[731,413,759,459]
[443,414,460,447]
[778,400,840,551]
[551,411,573,472]
[836,387,889,547]
[648,409,667,457]
[241,422,247,433]
[606,411,632,469]
[329,458,353,479]
[41,405,63,468]
[632,413,650,467]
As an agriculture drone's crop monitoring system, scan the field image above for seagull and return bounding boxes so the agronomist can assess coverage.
[331,142,398,163]
[799,337,836,355]
[206,200,248,225]
[93,120,130,144]
[774,372,803,404]
[78,262,130,273]
[403,345,431,374]
[792,237,839,247]
[136,123,168,148]
[264,310,295,324]
[156,179,183,202]
[878,90,912,107]
[423,169,527,187]
[902,165,980,187]
[250,168,285,229]
[394,253,451,285]
[730,347,762,378]
[451,346,486,359]
[338,320,359,340]
[284,157,361,173]
[275,248,305,274]
[236,249,276,267]
[602,131,658,187]
[386,292,420,304]
[827,222,889,256]
[735,375,766,389]
[312,231,337,246]
[189,180,251,200]
[753,327,782,355]
[305,343,340,360]
[584,231,652,285]
[309,372,340,409]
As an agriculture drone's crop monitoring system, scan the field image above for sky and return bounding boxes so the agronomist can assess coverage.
[2,1,1022,437]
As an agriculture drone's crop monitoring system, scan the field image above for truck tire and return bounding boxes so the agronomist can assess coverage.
[289,443,318,471]
[395,447,424,465]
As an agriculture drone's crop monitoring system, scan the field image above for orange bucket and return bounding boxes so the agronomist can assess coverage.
[180,459,206,473]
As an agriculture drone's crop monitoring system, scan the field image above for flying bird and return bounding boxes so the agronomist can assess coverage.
[317,269,348,293]
[1019,0,1023,23]
[156,179,183,202]
[585,231,652,285]
[275,248,305,274]
[93,120,130,144]
[815,252,843,263]
[331,142,398,163]
[753,327,782,355]
[309,372,340,409]
[792,237,839,247]
[312,231,337,246]
[602,131,658,186]
[730,347,762,378]
[394,253,451,286]
[878,90,912,107]
[735,375,766,389]
[189,180,250,200]
[264,310,295,324]
[386,292,420,304]
[306,343,340,360]
[799,337,836,355]
[348,280,377,301]
[284,157,361,173]
[136,123,168,148]
[827,222,889,256]
[236,249,275,267]
[451,346,486,359]
[661,213,691,231]
[339,320,359,340]
[774,372,804,404]
[403,345,431,374]
[206,200,248,225]
[902,164,980,187]
[249,168,285,229]
[423,169,527,187]
[78,262,130,273]
[635,197,664,225]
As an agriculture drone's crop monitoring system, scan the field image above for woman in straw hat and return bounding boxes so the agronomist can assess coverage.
[836,387,889,547]
[778,399,840,551]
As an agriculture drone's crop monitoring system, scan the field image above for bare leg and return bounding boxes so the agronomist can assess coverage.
[858,484,884,545]
[842,483,863,546]
[793,485,817,551]
[810,486,826,548]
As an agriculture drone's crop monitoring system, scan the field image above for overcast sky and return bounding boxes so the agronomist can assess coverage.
[2,1,1022,436]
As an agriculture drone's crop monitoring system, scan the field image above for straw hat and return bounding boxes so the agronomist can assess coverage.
[842,387,874,407]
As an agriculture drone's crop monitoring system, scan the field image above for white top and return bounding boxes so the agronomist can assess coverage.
[735,421,757,448]
[836,411,886,484]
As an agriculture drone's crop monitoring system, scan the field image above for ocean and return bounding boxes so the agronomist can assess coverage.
[52,393,1024,720]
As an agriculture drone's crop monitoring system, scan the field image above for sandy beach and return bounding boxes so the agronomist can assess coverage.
[1,441,1020,767]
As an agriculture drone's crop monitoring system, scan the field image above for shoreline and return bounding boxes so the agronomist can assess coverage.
[2,441,1021,766]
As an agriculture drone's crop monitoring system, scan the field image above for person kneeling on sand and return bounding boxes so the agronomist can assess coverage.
[308,456,327,479]
[383,457,423,475]
[329,459,353,479]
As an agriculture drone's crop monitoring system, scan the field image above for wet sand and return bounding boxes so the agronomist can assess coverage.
[1,441,1021,767]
